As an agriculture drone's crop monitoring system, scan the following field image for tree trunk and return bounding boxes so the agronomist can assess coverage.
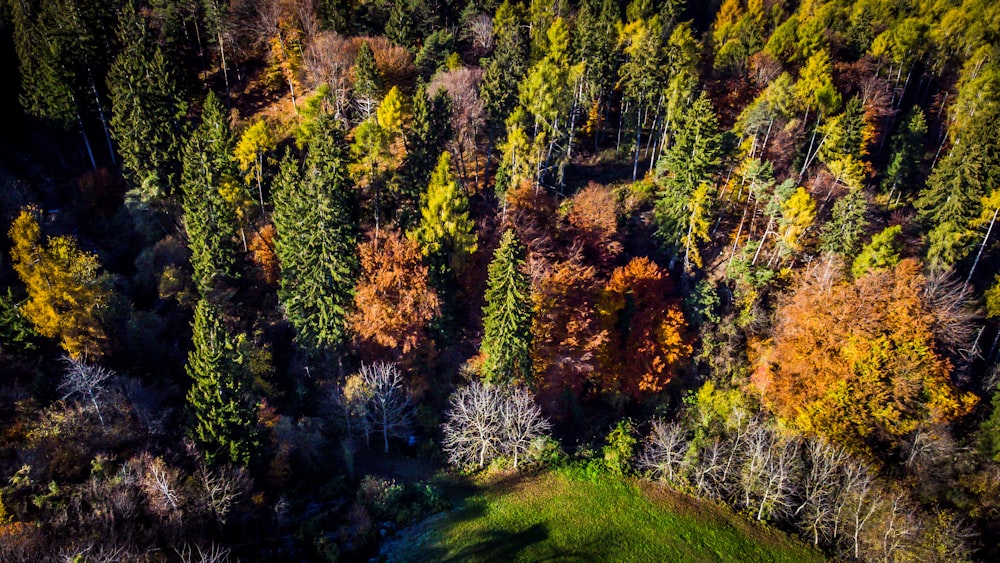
[966,206,998,284]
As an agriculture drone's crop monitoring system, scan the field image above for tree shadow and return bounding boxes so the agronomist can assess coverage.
[438,522,550,562]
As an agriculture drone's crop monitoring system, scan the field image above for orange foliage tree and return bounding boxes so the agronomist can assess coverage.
[249,224,280,286]
[349,231,440,363]
[532,255,607,413]
[755,258,978,454]
[597,257,691,400]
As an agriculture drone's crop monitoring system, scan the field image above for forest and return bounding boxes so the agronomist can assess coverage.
[0,0,999,560]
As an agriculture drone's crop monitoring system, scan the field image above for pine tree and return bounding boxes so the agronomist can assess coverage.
[108,1,187,201]
[186,299,259,465]
[181,91,241,297]
[398,83,452,228]
[654,93,723,253]
[881,108,927,201]
[354,42,383,119]
[412,152,478,274]
[480,0,529,125]
[272,117,359,356]
[481,230,532,386]
[820,190,869,256]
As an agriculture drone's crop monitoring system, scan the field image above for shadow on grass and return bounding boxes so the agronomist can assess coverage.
[434,522,550,562]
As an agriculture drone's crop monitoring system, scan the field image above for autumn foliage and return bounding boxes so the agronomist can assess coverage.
[755,259,977,453]
[8,208,109,359]
[349,231,440,363]
[597,257,691,399]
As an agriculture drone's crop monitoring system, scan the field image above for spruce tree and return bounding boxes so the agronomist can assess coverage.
[272,117,359,356]
[398,83,452,228]
[353,42,383,119]
[181,91,241,297]
[480,230,532,386]
[186,299,259,465]
[412,152,478,274]
[480,0,529,125]
[654,93,723,252]
[108,1,187,200]
[881,108,927,200]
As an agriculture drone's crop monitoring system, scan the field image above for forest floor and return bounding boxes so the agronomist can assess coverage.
[379,467,826,562]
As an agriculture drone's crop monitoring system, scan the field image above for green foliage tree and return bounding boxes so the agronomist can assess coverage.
[186,299,259,465]
[852,225,903,278]
[108,1,187,201]
[354,42,383,118]
[412,152,478,273]
[480,0,529,125]
[654,93,723,255]
[881,108,927,201]
[181,91,241,296]
[399,84,452,228]
[820,190,869,257]
[480,230,532,386]
[272,117,359,355]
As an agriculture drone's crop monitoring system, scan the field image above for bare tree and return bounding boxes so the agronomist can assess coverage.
[177,543,232,563]
[59,356,113,427]
[924,269,981,361]
[795,439,848,546]
[466,14,494,54]
[132,453,185,522]
[428,68,486,189]
[198,461,249,526]
[499,386,550,468]
[640,419,690,486]
[442,381,504,469]
[358,362,413,453]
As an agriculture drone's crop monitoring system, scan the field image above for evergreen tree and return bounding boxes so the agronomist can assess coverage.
[654,93,723,254]
[480,0,529,125]
[353,42,383,119]
[181,91,241,297]
[820,190,869,256]
[272,117,359,356]
[412,152,478,274]
[881,108,927,201]
[480,230,532,385]
[398,83,453,228]
[108,1,187,201]
[852,225,903,278]
[186,299,259,465]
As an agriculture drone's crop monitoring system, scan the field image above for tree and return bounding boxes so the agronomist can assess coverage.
[349,231,440,362]
[398,83,452,228]
[108,1,187,201]
[411,152,478,274]
[234,120,276,210]
[776,187,816,257]
[480,230,533,386]
[820,190,869,257]
[59,356,113,427]
[353,42,383,119]
[852,225,902,278]
[272,117,358,356]
[480,0,528,125]
[186,299,259,466]
[655,93,723,257]
[441,381,550,469]
[756,259,978,454]
[597,257,691,399]
[881,108,927,202]
[347,362,413,454]
[181,91,241,297]
[8,208,110,359]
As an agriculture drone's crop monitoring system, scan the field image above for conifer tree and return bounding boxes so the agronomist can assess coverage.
[399,83,452,228]
[654,93,723,254]
[182,91,241,297]
[108,1,187,201]
[480,0,529,125]
[852,225,903,278]
[480,230,532,386]
[186,299,259,465]
[881,108,927,202]
[272,117,359,356]
[412,152,478,274]
[353,42,383,119]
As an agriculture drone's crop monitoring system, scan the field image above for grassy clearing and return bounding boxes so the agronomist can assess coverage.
[382,468,826,563]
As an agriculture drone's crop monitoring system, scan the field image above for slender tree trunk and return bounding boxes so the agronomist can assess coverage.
[966,206,998,284]
[90,75,116,166]
[78,112,97,169]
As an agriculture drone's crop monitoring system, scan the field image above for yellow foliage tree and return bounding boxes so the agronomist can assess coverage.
[8,209,110,359]
[234,120,275,209]
[755,259,977,454]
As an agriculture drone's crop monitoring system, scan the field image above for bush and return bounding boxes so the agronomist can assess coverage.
[602,419,637,476]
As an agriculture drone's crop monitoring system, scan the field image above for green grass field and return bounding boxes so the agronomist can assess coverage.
[381,468,826,562]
